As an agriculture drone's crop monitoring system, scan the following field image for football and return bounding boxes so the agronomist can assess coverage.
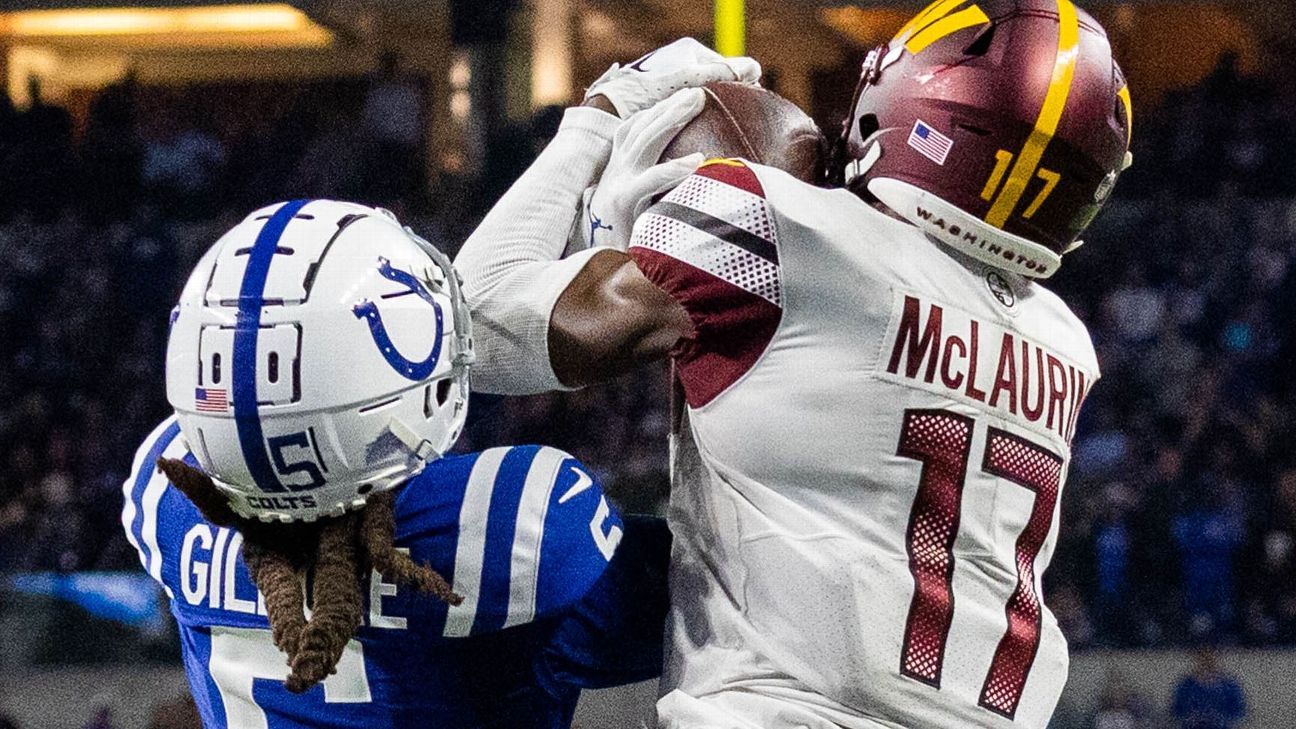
[661,81,824,185]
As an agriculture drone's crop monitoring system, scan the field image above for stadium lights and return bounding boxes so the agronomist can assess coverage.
[0,4,330,44]
[818,6,913,47]
[531,0,572,106]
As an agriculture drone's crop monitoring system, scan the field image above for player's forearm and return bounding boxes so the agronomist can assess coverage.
[549,250,690,388]
[456,105,618,292]
[454,106,621,395]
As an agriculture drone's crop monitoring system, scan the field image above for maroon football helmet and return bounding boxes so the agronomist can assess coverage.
[833,0,1132,278]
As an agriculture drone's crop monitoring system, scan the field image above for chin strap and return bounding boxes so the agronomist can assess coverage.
[844,139,884,186]
[389,416,440,461]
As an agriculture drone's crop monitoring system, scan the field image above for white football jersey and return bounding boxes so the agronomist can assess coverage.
[627,160,1099,729]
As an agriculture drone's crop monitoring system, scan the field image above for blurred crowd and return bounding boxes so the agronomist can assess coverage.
[1049,648,1248,729]
[0,56,437,227]
[1045,54,1296,651]
[1,55,1295,667]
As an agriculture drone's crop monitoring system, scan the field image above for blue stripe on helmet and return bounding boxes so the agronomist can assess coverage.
[232,199,310,494]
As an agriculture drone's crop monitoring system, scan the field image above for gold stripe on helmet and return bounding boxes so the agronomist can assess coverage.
[1116,85,1133,143]
[906,5,990,54]
[985,0,1080,228]
[894,0,967,44]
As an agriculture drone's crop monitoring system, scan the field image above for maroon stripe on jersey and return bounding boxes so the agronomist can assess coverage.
[977,428,1064,719]
[629,245,781,408]
[897,410,974,689]
[695,160,766,198]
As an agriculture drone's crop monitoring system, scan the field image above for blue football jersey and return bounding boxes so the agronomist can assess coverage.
[122,417,668,729]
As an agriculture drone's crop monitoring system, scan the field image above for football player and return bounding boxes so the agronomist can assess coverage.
[122,200,676,728]
[454,3,1132,728]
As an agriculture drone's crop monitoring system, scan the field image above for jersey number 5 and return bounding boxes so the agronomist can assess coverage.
[896,409,1062,720]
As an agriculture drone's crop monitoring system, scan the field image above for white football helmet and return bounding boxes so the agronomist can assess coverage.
[166,200,473,522]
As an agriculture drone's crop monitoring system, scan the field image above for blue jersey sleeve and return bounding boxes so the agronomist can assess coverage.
[121,416,269,630]
[121,417,184,593]
[393,445,624,638]
[535,514,671,691]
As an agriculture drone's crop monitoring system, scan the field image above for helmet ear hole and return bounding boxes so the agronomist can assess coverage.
[856,114,879,142]
[964,24,996,57]
[425,379,453,418]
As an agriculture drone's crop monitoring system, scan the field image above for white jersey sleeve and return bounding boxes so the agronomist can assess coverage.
[628,158,784,408]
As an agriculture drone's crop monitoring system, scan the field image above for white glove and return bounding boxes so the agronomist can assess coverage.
[585,37,761,119]
[580,88,708,251]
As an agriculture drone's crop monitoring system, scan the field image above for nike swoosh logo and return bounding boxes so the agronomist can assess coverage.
[558,468,594,504]
[589,208,612,243]
[628,50,658,72]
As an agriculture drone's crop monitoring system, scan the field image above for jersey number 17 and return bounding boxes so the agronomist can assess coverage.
[896,408,1063,720]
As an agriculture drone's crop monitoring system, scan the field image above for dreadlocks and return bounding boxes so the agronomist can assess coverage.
[156,457,462,692]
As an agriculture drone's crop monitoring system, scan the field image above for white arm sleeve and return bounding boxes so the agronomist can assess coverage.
[454,106,621,395]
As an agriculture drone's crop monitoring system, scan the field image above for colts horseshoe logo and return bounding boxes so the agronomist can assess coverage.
[353,257,444,380]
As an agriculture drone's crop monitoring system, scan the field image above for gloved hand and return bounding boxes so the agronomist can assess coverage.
[579,88,707,251]
[584,37,760,119]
